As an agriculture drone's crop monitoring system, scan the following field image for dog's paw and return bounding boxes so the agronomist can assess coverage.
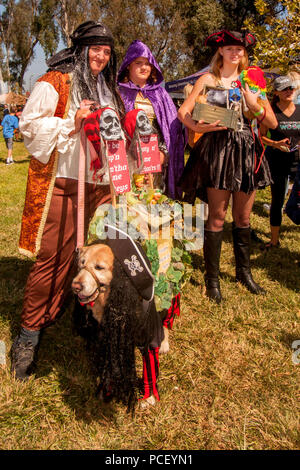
[159,327,169,354]
[139,395,156,410]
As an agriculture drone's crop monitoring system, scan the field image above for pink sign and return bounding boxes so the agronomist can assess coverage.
[137,134,161,174]
[107,140,131,194]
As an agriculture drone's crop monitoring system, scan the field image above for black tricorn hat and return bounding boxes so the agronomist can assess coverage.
[205,30,256,49]
[70,21,114,47]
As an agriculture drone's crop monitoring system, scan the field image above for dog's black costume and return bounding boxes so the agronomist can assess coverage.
[73,226,164,412]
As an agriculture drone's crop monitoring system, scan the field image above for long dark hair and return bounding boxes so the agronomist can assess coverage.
[87,256,143,413]
[271,92,280,108]
[72,46,125,117]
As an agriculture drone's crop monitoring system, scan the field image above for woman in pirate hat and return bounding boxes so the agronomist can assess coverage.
[11,21,124,381]
[178,30,277,303]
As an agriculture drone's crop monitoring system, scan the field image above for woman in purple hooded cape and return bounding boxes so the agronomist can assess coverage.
[117,40,184,200]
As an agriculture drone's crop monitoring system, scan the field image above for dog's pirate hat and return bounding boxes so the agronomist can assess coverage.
[104,224,154,303]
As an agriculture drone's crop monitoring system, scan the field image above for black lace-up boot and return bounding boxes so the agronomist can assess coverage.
[232,225,265,295]
[203,229,223,304]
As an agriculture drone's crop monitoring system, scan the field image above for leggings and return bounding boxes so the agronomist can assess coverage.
[270,174,288,227]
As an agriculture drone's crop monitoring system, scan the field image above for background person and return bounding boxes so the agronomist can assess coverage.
[177,30,277,303]
[288,55,300,105]
[260,76,300,248]
[1,106,18,165]
[14,106,24,142]
[3,104,9,117]
[11,21,124,381]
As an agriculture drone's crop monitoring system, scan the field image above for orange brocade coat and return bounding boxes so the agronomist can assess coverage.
[19,71,71,258]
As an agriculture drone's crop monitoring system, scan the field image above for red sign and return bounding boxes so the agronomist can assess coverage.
[107,140,131,194]
[137,134,161,174]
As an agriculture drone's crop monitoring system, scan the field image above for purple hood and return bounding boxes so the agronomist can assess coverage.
[117,40,184,200]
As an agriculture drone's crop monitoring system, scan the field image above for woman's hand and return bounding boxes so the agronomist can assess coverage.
[159,151,166,165]
[69,100,95,137]
[193,119,227,133]
[241,83,261,113]
[273,138,290,152]
[242,84,277,129]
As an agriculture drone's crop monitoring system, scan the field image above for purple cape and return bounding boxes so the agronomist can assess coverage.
[117,40,184,200]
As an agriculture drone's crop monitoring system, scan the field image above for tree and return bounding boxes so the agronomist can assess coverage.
[0,0,59,90]
[244,0,300,72]
[175,0,225,70]
[175,0,279,70]
[98,0,192,80]
[0,0,15,90]
[40,0,103,47]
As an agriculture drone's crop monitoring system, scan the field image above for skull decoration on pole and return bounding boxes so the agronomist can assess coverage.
[100,108,123,141]
[136,110,153,136]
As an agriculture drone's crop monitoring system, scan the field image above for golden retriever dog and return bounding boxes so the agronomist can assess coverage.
[72,244,114,325]
[72,241,167,411]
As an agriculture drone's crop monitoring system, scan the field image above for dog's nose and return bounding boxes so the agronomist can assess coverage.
[72,280,83,293]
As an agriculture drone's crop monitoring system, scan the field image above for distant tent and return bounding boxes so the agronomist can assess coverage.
[165,66,210,97]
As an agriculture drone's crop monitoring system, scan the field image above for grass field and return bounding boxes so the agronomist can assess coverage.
[0,137,299,450]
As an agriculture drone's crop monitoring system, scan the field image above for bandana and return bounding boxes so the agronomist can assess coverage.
[70,21,114,48]
[46,21,115,73]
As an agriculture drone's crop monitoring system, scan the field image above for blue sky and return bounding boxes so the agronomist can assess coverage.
[24,43,48,91]
[0,5,63,92]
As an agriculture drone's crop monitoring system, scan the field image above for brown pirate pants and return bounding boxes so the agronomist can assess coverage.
[21,178,111,331]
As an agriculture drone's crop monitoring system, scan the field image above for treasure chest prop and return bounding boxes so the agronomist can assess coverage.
[192,85,239,131]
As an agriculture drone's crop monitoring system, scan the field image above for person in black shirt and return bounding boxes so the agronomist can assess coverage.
[261,76,300,248]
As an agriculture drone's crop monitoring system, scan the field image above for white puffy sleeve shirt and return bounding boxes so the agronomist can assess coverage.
[19,80,106,184]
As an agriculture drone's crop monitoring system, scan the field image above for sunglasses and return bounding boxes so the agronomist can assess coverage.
[280,87,294,91]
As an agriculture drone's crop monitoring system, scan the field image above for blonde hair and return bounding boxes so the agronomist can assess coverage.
[288,70,300,90]
[210,48,249,81]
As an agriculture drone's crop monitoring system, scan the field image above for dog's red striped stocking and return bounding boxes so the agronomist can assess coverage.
[140,347,160,401]
[163,293,181,330]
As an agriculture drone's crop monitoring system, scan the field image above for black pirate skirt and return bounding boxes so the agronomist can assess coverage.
[180,125,272,204]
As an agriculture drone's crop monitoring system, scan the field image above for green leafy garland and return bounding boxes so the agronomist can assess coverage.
[88,188,194,312]
[143,239,192,311]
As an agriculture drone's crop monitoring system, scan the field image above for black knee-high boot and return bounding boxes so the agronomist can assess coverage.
[232,225,265,295]
[204,229,223,303]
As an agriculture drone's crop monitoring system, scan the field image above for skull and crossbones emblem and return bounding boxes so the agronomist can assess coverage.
[136,110,153,136]
[100,108,122,140]
[124,255,144,276]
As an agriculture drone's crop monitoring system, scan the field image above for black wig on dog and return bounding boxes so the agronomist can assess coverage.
[73,249,162,413]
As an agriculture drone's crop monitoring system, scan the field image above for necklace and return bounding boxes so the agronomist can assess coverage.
[220,76,239,89]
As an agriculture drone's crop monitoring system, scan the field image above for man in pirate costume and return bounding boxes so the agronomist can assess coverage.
[11,21,124,380]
